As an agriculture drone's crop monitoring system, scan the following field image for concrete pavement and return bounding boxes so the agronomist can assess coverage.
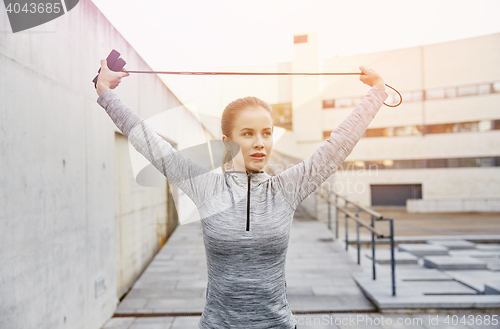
[101,204,500,328]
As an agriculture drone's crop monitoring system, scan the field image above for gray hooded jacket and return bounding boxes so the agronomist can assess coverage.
[97,86,388,329]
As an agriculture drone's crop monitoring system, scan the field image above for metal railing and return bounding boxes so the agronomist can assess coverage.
[314,188,397,296]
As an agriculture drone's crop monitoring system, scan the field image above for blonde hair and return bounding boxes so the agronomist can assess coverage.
[221,96,273,172]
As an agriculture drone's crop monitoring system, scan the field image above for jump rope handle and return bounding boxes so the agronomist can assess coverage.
[92,49,127,89]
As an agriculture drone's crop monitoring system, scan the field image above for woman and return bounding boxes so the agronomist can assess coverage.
[96,59,387,329]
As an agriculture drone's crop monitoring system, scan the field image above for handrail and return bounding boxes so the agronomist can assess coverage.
[317,193,385,237]
[332,193,384,219]
[314,187,397,296]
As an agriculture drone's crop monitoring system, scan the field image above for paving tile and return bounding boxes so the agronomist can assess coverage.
[116,298,148,310]
[170,316,201,329]
[311,286,363,296]
[128,317,173,329]
[101,318,135,329]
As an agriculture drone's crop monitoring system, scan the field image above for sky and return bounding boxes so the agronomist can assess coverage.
[90,0,500,116]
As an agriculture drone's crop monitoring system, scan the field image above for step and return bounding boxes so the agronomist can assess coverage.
[423,256,487,270]
[397,243,449,257]
[443,270,500,293]
[484,280,500,295]
[426,239,476,250]
[375,264,453,281]
[363,249,419,265]
[484,258,500,271]
[448,250,500,258]
[476,243,500,251]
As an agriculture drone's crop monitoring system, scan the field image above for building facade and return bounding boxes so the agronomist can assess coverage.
[204,32,500,212]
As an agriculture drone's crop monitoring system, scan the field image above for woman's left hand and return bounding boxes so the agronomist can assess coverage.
[359,66,385,91]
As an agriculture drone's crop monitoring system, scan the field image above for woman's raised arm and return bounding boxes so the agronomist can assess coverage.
[273,67,388,210]
[96,60,221,209]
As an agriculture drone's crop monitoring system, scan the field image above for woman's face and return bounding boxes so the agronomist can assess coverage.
[223,106,274,172]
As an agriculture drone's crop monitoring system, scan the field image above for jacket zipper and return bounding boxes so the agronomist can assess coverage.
[246,171,251,231]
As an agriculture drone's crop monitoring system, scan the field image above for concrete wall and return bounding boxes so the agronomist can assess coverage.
[0,1,206,328]
[114,132,178,298]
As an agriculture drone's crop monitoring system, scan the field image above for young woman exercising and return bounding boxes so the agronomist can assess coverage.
[95,59,387,329]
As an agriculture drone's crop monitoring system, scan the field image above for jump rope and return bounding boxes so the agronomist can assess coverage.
[93,49,403,107]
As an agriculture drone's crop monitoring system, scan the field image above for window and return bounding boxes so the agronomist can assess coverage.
[352,97,362,106]
[353,161,365,169]
[478,83,492,95]
[365,128,385,137]
[322,99,335,109]
[478,157,494,167]
[426,123,453,134]
[428,158,447,168]
[335,98,353,108]
[363,121,498,138]
[412,160,426,168]
[393,125,421,136]
[342,156,500,170]
[393,160,413,169]
[401,92,414,102]
[412,91,424,101]
[493,82,500,93]
[457,121,479,133]
[326,81,497,111]
[270,103,292,130]
[445,87,457,98]
[447,158,460,168]
[460,158,477,167]
[457,85,478,97]
[479,120,491,132]
[425,88,445,100]
[294,35,308,44]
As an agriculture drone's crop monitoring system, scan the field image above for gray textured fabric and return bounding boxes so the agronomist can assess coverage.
[97,86,387,328]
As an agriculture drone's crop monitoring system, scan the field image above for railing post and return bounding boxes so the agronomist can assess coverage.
[389,218,396,296]
[335,194,339,239]
[344,200,349,251]
[371,214,376,280]
[327,190,331,230]
[356,206,360,265]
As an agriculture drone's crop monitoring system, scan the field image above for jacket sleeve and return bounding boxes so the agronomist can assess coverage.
[273,86,388,210]
[97,88,221,208]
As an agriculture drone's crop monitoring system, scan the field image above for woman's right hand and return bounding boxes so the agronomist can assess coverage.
[96,59,130,96]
